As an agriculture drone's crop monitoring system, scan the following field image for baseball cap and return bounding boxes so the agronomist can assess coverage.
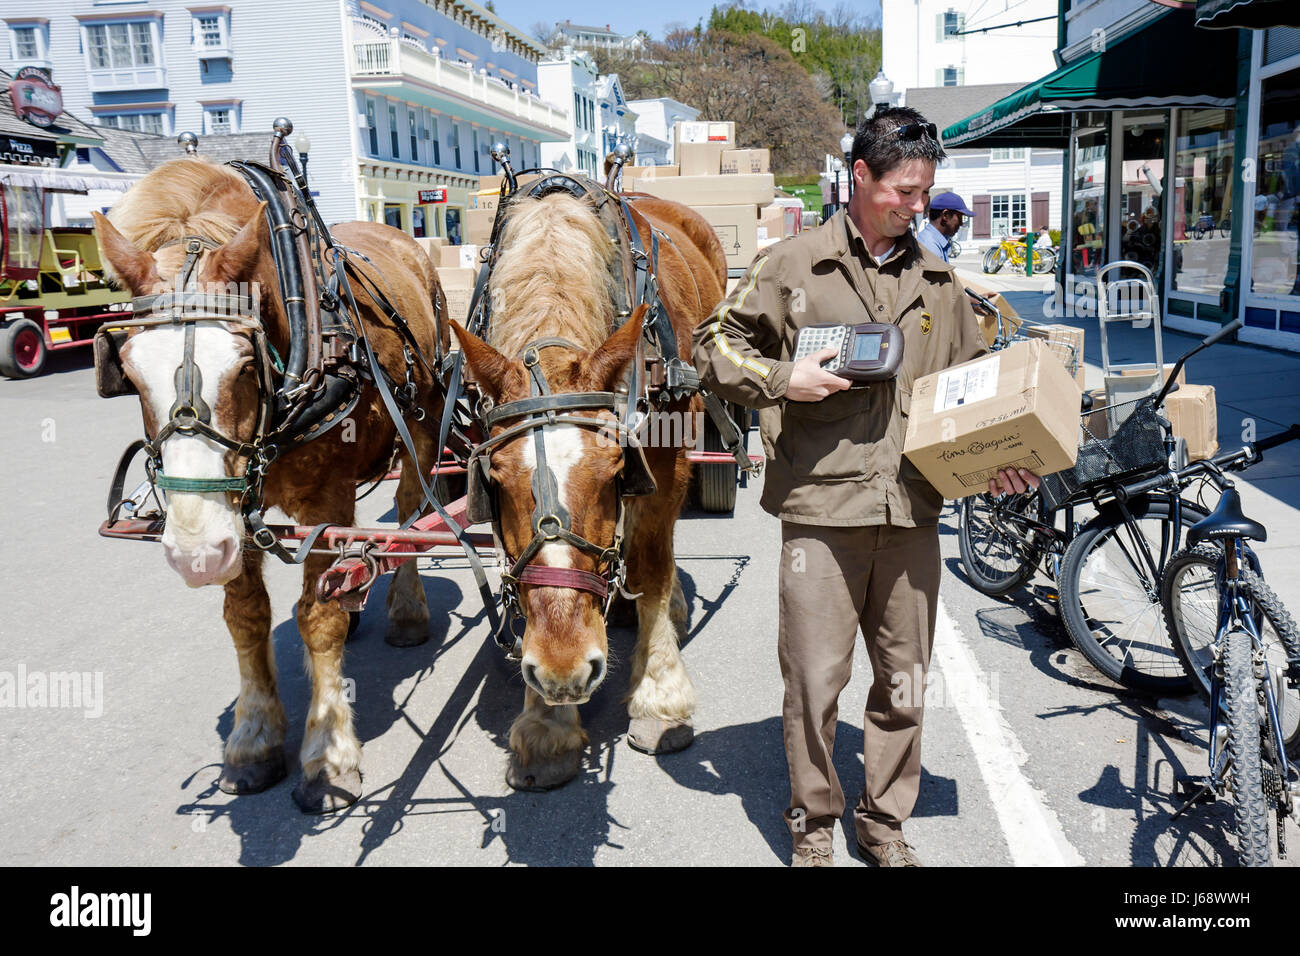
[929,192,975,217]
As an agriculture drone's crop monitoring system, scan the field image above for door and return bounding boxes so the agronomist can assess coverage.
[1117,111,1169,281]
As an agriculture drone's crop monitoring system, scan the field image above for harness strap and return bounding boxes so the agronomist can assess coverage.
[515,565,609,601]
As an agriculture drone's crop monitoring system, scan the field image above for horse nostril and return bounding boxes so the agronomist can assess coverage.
[521,661,538,691]
[584,656,606,694]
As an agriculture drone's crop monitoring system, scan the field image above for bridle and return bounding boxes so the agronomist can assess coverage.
[108,235,282,513]
[468,338,652,653]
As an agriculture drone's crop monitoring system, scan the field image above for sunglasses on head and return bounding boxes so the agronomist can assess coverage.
[894,122,938,142]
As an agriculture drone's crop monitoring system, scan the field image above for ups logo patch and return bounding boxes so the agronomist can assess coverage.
[920,312,932,335]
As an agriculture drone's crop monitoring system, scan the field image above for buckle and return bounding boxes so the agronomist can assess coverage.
[252,525,278,550]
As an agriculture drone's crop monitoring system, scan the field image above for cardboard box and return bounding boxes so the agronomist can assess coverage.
[721,149,770,175]
[1082,386,1110,440]
[631,173,775,207]
[903,339,1083,500]
[967,292,1024,347]
[1024,323,1087,390]
[1116,363,1187,387]
[472,189,500,212]
[624,165,679,180]
[674,120,735,147]
[438,267,477,325]
[466,208,494,246]
[676,142,727,177]
[692,204,758,270]
[757,203,785,242]
[1165,383,1218,461]
[413,236,447,265]
[437,245,462,270]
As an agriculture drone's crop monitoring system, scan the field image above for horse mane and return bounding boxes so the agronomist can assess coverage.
[107,158,260,252]
[487,193,618,357]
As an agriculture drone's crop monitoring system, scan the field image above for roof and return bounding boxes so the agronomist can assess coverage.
[558,22,625,37]
[902,83,1026,142]
[84,124,165,174]
[135,131,271,168]
[0,67,102,145]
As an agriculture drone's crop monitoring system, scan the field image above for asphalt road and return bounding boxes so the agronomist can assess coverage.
[2,349,1296,867]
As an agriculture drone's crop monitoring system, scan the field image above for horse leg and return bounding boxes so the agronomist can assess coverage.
[669,571,688,629]
[624,495,696,755]
[293,549,364,813]
[385,438,432,647]
[505,687,588,791]
[218,549,289,793]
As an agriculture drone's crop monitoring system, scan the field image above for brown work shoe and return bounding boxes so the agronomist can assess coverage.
[791,846,834,867]
[858,838,923,867]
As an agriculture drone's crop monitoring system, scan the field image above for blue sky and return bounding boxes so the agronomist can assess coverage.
[486,0,882,44]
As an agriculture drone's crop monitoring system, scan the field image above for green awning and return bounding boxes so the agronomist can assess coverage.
[942,11,1238,149]
[1196,0,1300,29]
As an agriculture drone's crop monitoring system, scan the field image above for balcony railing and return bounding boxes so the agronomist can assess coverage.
[351,39,568,138]
[86,66,167,92]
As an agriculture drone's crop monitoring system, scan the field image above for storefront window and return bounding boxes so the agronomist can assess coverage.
[1172,108,1235,295]
[2,184,43,276]
[1252,67,1300,298]
[1070,114,1107,281]
[1117,113,1166,279]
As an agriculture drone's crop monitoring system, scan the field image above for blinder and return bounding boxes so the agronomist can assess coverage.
[93,326,136,398]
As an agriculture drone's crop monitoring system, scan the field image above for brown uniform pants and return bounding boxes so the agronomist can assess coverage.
[778,521,940,850]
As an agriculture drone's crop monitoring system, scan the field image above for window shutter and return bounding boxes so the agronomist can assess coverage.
[936,13,944,42]
[957,67,964,85]
[1031,192,1050,231]
[973,194,992,239]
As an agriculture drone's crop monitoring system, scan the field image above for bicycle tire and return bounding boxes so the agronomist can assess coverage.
[958,493,1043,597]
[983,246,1006,274]
[1161,543,1300,758]
[949,240,962,259]
[1033,248,1057,275]
[1223,626,1273,866]
[1057,498,1206,693]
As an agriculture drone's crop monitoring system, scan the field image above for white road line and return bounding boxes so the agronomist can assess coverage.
[932,598,1085,866]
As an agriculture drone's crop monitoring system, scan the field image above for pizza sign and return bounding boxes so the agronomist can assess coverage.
[417,188,447,204]
[9,67,63,128]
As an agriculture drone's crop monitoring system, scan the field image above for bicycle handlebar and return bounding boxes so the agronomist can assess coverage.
[1115,422,1300,500]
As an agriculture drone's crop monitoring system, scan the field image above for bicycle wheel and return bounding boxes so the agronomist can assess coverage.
[1161,543,1300,757]
[1222,626,1273,866]
[958,492,1043,597]
[983,246,1005,274]
[1057,498,1207,693]
[1032,248,1057,275]
[949,240,962,259]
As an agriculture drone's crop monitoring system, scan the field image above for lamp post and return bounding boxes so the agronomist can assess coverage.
[869,70,895,112]
[839,130,854,206]
[294,131,312,188]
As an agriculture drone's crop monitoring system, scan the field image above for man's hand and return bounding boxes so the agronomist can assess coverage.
[786,348,852,402]
[989,468,1042,496]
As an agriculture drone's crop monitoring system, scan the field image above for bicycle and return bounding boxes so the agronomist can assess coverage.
[982,235,1057,275]
[1141,429,1300,865]
[948,239,963,259]
[957,301,1243,692]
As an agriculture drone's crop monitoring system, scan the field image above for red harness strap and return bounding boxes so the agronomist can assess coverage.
[516,564,610,601]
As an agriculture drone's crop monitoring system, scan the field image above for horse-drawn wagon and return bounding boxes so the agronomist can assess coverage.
[95,120,761,809]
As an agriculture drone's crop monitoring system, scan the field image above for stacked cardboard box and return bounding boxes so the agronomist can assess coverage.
[1024,323,1087,390]
[438,266,476,325]
[1165,384,1218,460]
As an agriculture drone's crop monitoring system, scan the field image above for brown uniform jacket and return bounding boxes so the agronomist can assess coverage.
[691,209,988,527]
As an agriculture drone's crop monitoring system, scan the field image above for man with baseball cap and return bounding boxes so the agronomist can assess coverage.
[918,192,974,262]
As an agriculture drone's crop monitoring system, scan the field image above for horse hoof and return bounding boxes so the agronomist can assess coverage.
[218,751,287,795]
[626,717,694,755]
[384,620,429,647]
[292,767,362,814]
[505,750,582,791]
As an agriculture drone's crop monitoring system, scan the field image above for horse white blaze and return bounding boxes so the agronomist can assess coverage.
[128,325,246,587]
[517,424,607,703]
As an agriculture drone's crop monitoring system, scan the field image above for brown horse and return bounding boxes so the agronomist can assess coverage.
[94,158,446,812]
[452,189,725,789]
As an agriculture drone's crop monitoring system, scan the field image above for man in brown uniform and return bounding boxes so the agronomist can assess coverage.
[691,107,1038,867]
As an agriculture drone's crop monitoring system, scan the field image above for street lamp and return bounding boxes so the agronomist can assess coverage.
[294,131,312,188]
[869,70,895,111]
[839,129,854,204]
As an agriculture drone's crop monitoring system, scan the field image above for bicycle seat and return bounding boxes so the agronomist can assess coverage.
[1186,487,1267,546]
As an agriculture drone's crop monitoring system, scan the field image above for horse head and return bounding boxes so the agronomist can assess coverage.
[451,307,647,705]
[94,186,281,588]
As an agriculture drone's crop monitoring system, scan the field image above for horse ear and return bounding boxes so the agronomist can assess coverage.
[92,211,160,294]
[203,201,269,285]
[450,320,515,404]
[586,304,647,392]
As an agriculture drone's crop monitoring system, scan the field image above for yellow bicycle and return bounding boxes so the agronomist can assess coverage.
[982,235,1057,275]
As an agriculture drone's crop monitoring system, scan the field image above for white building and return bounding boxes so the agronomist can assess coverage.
[882,0,1063,248]
[553,21,643,52]
[596,73,637,159]
[537,49,600,177]
[881,0,1058,89]
[626,97,699,166]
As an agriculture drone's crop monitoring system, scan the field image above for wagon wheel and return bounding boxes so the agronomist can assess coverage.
[696,402,747,514]
[0,317,47,379]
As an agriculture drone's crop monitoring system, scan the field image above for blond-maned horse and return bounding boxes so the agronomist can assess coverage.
[452,189,726,789]
[95,158,446,812]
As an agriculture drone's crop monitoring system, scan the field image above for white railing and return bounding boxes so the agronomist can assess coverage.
[86,66,167,92]
[350,39,569,136]
[399,34,427,53]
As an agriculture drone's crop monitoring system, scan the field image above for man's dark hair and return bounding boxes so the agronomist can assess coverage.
[850,105,946,181]
[927,205,945,222]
